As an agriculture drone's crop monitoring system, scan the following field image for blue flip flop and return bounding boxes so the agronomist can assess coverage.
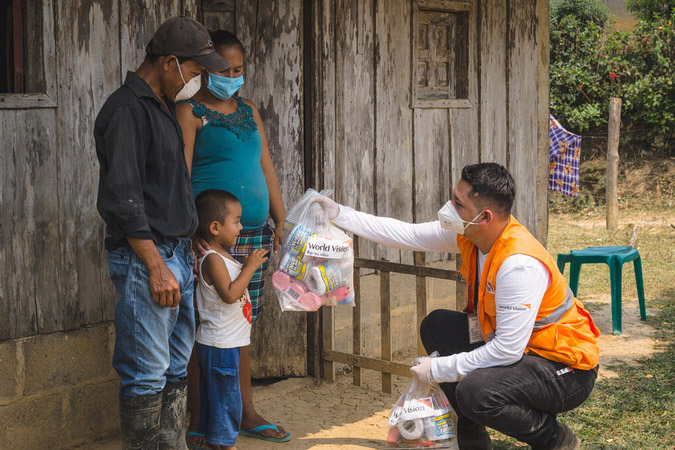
[239,423,292,443]
[186,431,205,450]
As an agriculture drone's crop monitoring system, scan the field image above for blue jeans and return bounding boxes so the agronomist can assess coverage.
[108,238,195,397]
[195,343,241,446]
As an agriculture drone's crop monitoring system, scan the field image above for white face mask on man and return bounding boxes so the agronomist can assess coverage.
[437,201,484,235]
[174,60,201,101]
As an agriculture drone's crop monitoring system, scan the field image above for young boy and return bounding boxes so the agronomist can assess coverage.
[193,189,268,450]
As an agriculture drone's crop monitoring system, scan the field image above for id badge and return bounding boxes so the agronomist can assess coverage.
[468,313,484,344]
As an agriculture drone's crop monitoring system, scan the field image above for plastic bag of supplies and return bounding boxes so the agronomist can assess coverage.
[272,189,355,312]
[387,353,457,448]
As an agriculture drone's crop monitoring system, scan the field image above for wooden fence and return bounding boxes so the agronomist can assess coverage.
[320,254,463,393]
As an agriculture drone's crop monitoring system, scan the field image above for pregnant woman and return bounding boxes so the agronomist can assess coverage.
[177,30,289,446]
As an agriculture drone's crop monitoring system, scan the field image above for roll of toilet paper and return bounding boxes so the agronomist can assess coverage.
[280,253,307,280]
[306,263,341,296]
[398,418,424,440]
[285,224,315,258]
[424,416,439,440]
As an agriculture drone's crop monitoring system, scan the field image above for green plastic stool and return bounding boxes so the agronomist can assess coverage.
[557,246,647,335]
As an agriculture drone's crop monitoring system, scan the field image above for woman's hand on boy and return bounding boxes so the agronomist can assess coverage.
[244,248,269,270]
[192,235,211,257]
[273,219,284,255]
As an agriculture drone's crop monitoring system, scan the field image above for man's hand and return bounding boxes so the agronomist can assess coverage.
[410,356,435,385]
[314,195,339,221]
[126,237,181,309]
[244,248,269,271]
[148,262,181,308]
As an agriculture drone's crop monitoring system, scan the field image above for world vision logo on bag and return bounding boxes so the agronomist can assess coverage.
[304,236,352,259]
[498,304,531,313]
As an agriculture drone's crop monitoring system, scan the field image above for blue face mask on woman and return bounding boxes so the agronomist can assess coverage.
[207,72,244,100]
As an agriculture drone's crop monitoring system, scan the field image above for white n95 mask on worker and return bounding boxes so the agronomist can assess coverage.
[437,201,483,235]
[174,61,201,101]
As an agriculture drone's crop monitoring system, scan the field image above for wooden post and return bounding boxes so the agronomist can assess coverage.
[380,270,392,394]
[352,264,362,387]
[606,98,621,231]
[12,0,24,93]
[629,225,640,248]
[414,252,427,357]
[322,301,335,382]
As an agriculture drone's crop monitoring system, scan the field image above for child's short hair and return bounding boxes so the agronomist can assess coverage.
[195,190,240,236]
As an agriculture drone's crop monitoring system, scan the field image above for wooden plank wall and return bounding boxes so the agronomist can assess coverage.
[375,0,415,265]
[507,0,539,229]
[0,0,199,341]
[479,0,507,166]
[317,0,548,263]
[233,0,307,377]
[479,0,549,237]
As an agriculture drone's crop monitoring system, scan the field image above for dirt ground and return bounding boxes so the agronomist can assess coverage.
[79,158,672,449]
[83,288,656,450]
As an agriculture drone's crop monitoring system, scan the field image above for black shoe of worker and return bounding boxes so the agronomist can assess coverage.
[552,422,580,450]
[457,424,493,450]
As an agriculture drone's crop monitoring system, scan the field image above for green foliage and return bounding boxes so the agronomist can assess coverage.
[551,0,610,27]
[627,0,675,22]
[550,0,675,155]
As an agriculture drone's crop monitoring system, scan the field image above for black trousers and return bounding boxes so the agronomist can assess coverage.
[420,309,597,449]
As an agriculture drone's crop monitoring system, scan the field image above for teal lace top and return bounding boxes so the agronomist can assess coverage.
[181,97,269,229]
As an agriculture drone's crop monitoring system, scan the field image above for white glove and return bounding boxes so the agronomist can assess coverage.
[410,356,435,385]
[313,195,340,221]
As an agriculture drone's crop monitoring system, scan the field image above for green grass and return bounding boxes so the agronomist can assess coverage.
[490,209,675,449]
[547,211,675,309]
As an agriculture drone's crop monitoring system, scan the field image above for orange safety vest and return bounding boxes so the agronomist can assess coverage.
[457,217,600,370]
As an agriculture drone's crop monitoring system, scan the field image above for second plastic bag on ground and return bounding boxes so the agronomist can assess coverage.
[272,189,355,312]
[387,354,457,448]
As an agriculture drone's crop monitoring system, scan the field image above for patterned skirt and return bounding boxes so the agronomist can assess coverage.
[225,222,275,322]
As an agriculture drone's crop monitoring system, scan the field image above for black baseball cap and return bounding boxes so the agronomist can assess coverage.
[146,16,230,72]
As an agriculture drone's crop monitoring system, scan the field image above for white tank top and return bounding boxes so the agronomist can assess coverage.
[196,250,252,348]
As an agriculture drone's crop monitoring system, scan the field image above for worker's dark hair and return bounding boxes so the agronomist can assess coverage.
[209,30,245,58]
[195,190,240,236]
[460,163,515,216]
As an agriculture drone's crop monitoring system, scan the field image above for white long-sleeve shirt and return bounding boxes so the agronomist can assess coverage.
[333,205,550,383]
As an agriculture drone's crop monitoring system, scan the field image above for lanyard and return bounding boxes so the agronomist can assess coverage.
[473,250,480,306]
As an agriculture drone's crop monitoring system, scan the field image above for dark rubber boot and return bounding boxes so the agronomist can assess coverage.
[457,423,493,450]
[119,393,162,449]
[159,380,189,450]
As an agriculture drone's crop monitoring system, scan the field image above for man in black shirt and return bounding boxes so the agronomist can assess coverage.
[94,16,229,449]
